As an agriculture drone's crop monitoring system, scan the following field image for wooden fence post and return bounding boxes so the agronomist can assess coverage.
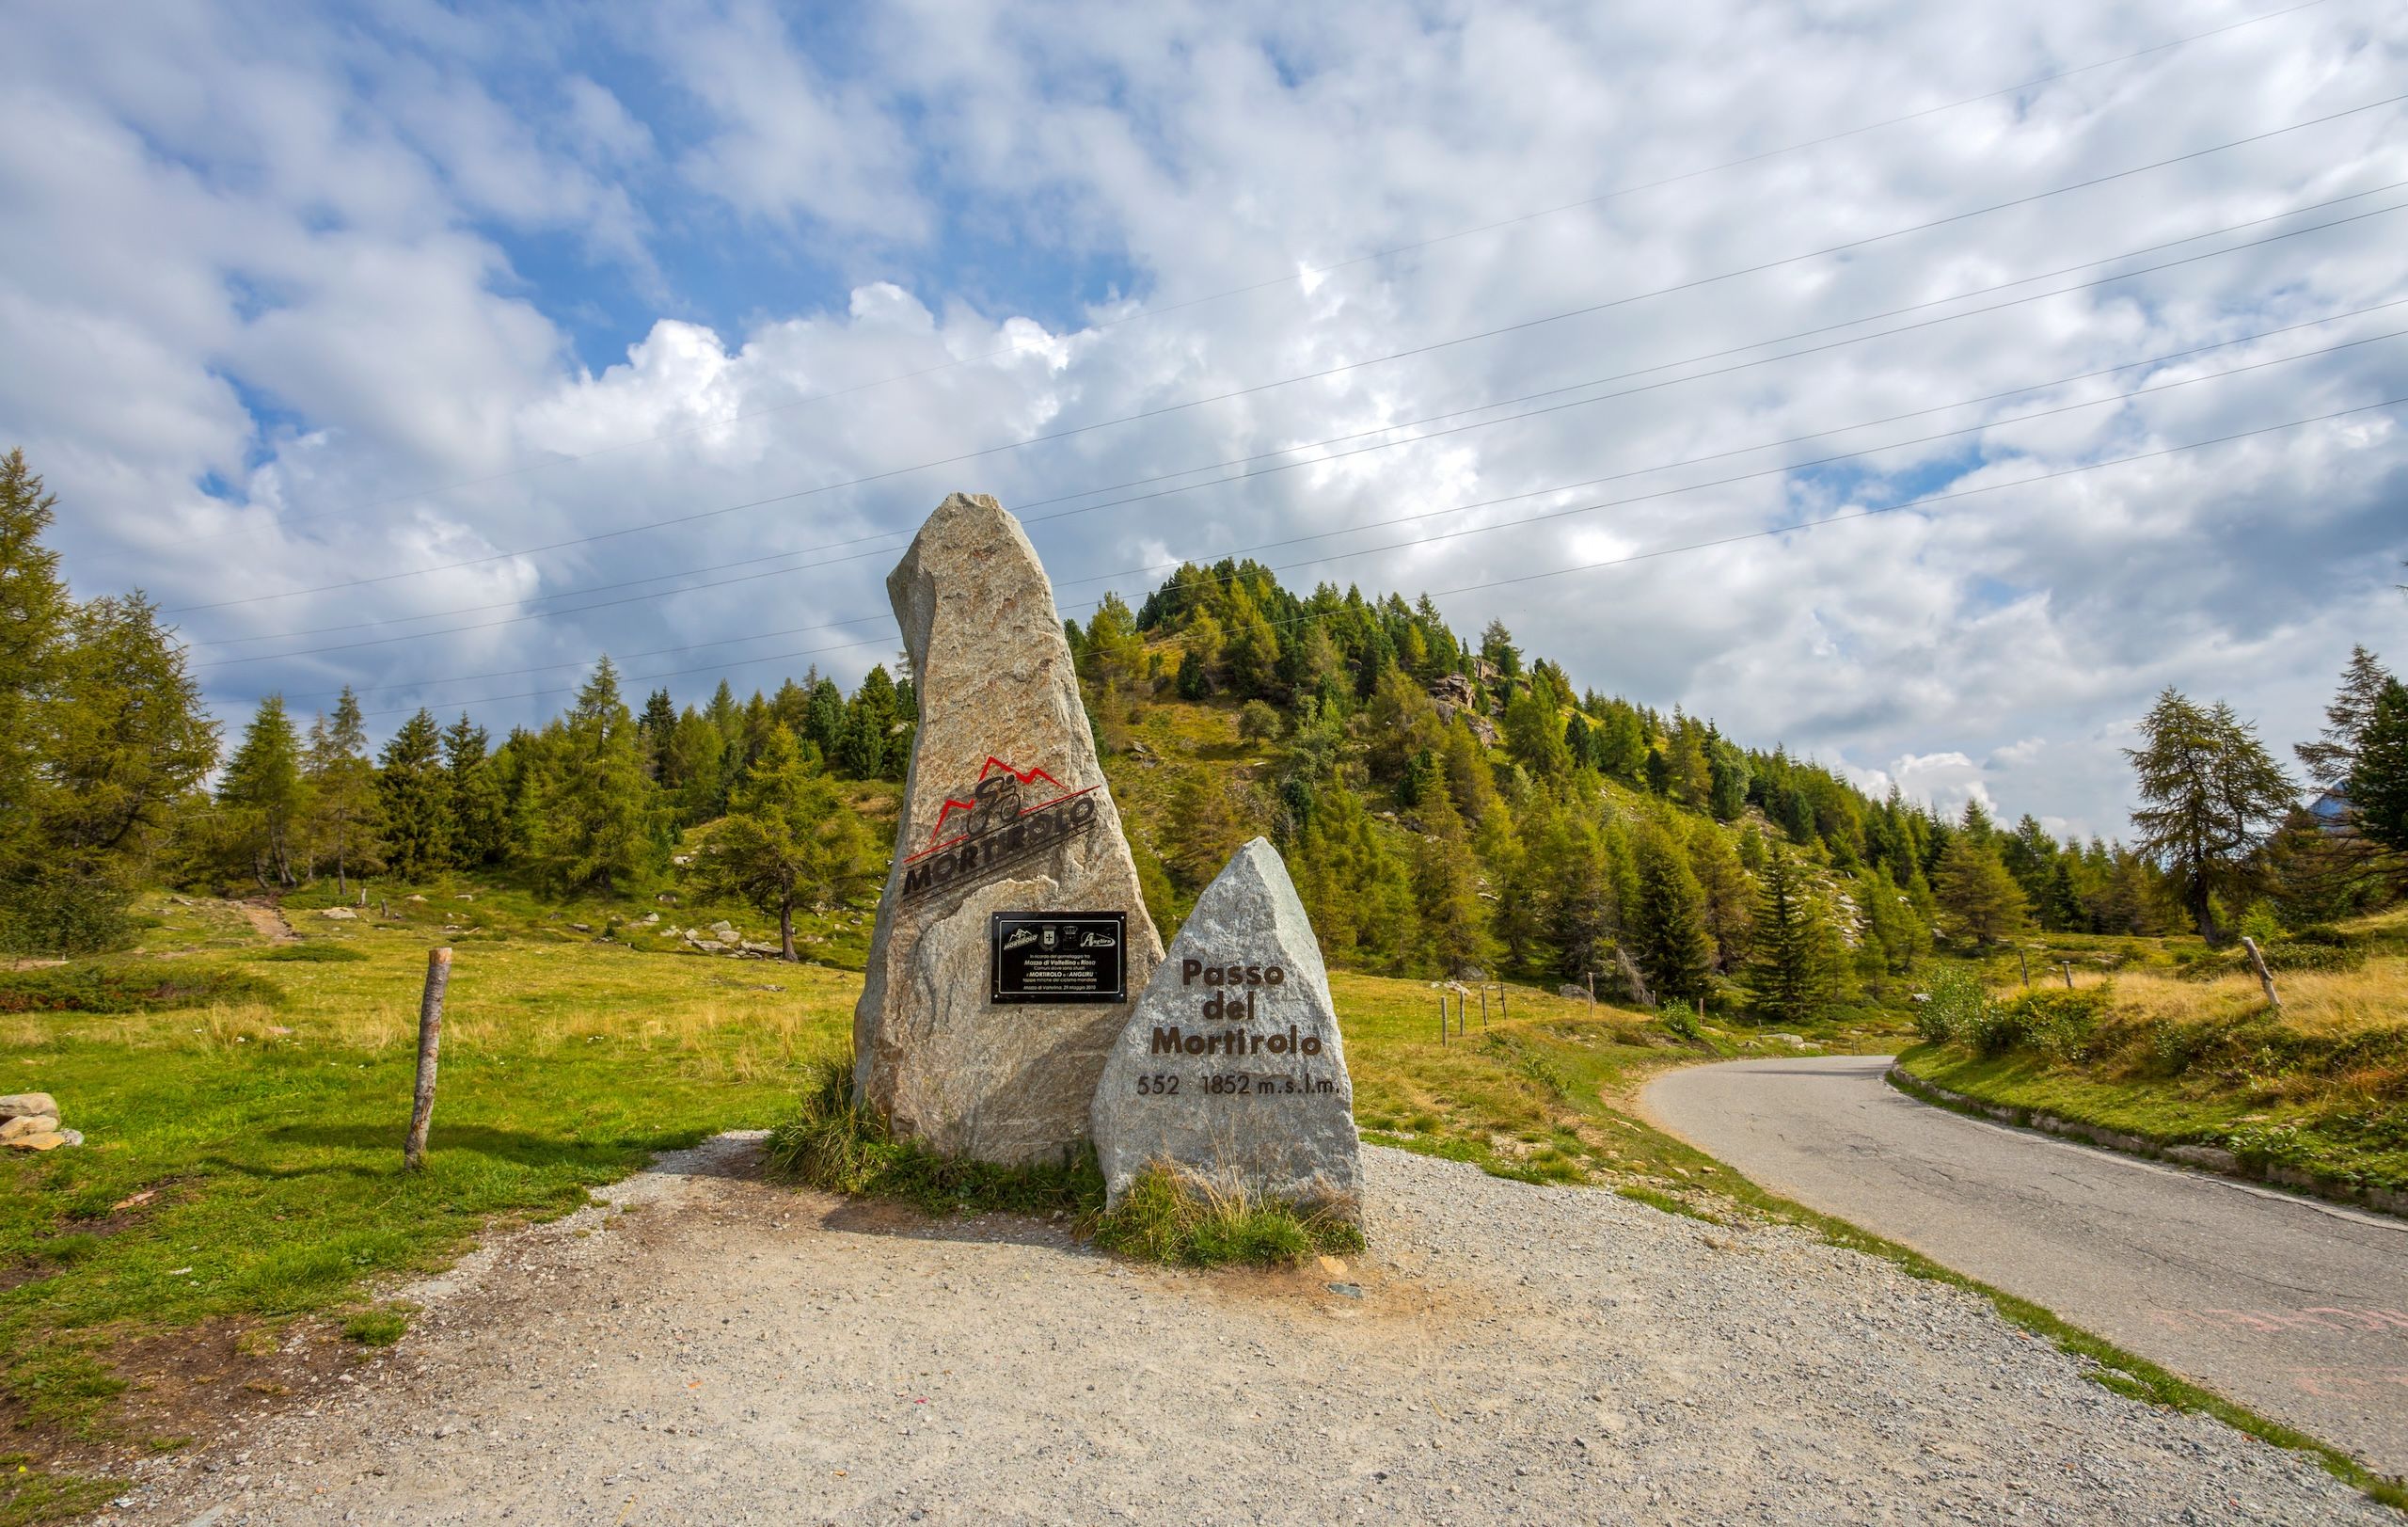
[1586,971,1595,1005]
[1438,995,1449,1046]
[1480,987,1490,1028]
[404,948,452,1169]
[1497,985,1508,1022]
[2059,962,2074,991]
[2016,948,2031,987]
[2240,937,2281,1011]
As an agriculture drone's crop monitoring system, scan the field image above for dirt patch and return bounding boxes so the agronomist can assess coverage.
[102,1141,2391,1524]
[232,902,296,945]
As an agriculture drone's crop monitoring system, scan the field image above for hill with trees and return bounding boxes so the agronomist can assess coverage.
[7,448,2397,1023]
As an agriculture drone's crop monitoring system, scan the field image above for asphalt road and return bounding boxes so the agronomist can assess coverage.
[1640,1055,2408,1479]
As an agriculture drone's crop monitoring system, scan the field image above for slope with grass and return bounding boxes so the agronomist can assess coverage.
[1898,907,2408,1197]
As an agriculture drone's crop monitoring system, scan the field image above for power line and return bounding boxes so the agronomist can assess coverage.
[191,188,2408,662]
[339,395,2406,721]
[175,0,2338,549]
[274,311,2401,708]
[168,88,2408,616]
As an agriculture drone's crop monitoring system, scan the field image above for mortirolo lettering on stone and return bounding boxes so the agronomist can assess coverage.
[1092,837,1363,1221]
[852,492,1164,1166]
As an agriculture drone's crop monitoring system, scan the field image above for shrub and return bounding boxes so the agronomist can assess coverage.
[764,1055,1100,1217]
[1090,1165,1363,1267]
[0,874,137,958]
[0,963,283,1013]
[1656,1002,1702,1042]
[253,943,369,963]
[1915,964,1989,1045]
[1981,986,2113,1061]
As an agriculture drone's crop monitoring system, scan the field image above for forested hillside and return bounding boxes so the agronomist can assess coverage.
[3,448,2215,1027]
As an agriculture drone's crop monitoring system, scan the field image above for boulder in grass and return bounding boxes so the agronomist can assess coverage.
[2,1115,61,1142]
[0,1093,57,1120]
[7,1132,69,1152]
[320,907,356,920]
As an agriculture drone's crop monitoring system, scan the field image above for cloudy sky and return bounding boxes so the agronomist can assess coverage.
[6,0,2405,839]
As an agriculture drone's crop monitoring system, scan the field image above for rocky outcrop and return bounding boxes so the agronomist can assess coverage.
[852,493,1164,1166]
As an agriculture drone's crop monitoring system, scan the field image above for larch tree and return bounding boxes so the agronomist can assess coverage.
[304,686,383,895]
[2125,688,2296,942]
[1931,836,2029,947]
[442,712,511,867]
[697,724,875,960]
[531,658,661,894]
[1687,818,1754,974]
[219,695,308,888]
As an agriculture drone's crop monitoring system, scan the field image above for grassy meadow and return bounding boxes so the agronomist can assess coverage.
[1,874,1893,1499]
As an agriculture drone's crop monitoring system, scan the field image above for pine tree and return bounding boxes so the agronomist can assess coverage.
[219,695,307,887]
[1166,771,1251,890]
[304,687,383,894]
[2125,688,2296,942]
[378,708,452,882]
[2297,645,2395,791]
[530,658,662,893]
[442,713,510,867]
[1931,837,2028,947]
[1630,820,1714,1003]
[637,688,679,777]
[2349,679,2408,859]
[841,666,904,780]
[1749,848,1847,1026]
[1503,677,1572,778]
[696,725,875,960]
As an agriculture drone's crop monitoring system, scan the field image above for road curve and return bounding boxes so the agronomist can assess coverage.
[1640,1055,2408,1478]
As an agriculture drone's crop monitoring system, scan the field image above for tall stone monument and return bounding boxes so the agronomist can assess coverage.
[852,492,1165,1165]
[1091,838,1362,1220]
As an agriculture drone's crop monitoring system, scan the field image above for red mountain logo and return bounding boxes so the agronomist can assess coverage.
[914,756,1079,860]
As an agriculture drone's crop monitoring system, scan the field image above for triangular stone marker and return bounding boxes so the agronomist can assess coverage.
[852,493,1165,1165]
[1092,837,1362,1220]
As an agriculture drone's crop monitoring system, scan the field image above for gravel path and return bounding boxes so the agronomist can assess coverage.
[100,1141,2387,1525]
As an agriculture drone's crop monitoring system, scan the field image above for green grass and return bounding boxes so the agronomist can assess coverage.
[3,894,862,1470]
[1089,1165,1363,1267]
[763,1055,1101,1219]
[0,1455,119,1527]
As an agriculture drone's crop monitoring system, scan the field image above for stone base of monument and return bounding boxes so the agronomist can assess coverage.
[1091,838,1363,1225]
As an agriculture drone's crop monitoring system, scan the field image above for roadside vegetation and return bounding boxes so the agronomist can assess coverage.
[1898,908,2408,1194]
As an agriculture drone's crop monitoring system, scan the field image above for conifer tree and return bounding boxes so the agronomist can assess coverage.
[378,708,452,881]
[697,725,875,960]
[304,687,383,894]
[1503,676,1572,778]
[0,449,71,879]
[530,658,661,893]
[219,695,307,887]
[442,713,510,867]
[803,676,847,759]
[2125,688,2295,942]
[1687,819,1754,973]
[1631,820,1714,1003]
[841,665,904,780]
[662,707,729,823]
[2297,645,2395,791]
[2349,679,2408,859]
[1411,787,1491,977]
[1931,836,2027,947]
[1749,848,1847,1025]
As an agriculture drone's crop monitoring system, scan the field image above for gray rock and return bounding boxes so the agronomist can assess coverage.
[1091,838,1360,1220]
[853,493,1165,1166]
[0,1093,57,1121]
[319,907,357,920]
[1,1114,61,1141]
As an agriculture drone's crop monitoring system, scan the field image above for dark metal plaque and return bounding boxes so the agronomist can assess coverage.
[990,912,1127,1004]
